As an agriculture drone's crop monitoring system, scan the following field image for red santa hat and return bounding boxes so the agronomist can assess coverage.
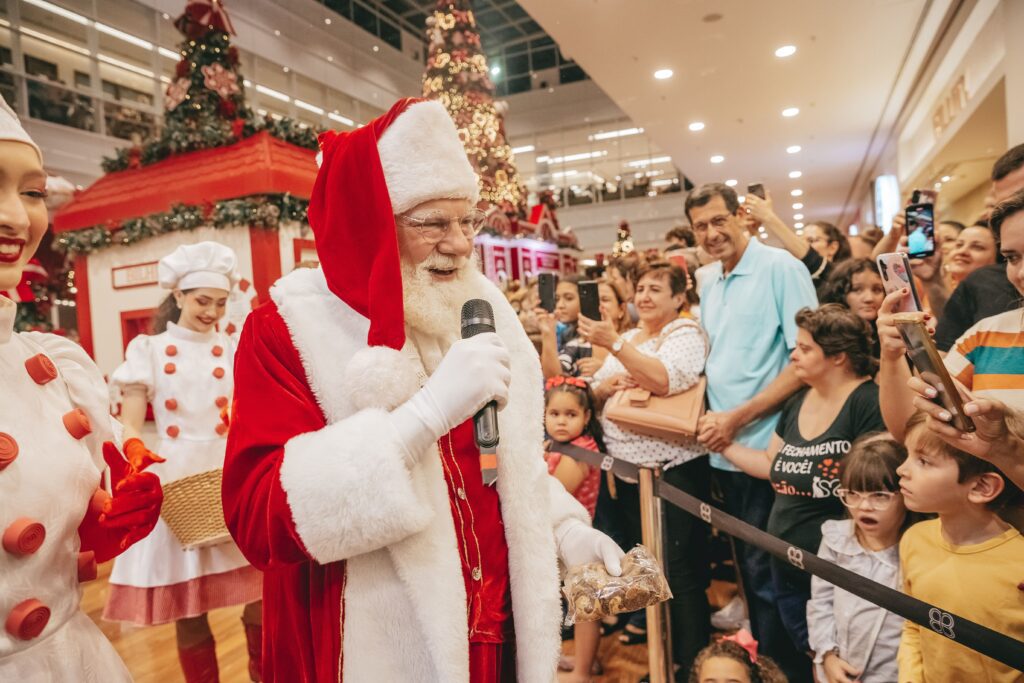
[308,98,479,352]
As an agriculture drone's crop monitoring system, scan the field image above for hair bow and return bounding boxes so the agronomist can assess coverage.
[721,629,759,663]
[545,375,589,391]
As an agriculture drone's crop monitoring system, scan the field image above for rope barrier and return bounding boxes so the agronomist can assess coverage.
[549,440,1024,672]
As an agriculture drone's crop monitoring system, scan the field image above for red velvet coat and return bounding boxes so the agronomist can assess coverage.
[223,268,589,682]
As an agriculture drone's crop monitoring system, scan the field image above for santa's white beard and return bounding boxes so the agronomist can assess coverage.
[400,251,482,341]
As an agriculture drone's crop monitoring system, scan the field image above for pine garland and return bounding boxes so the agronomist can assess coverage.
[55,194,309,255]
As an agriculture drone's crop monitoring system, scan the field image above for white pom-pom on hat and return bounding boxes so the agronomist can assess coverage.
[342,345,421,411]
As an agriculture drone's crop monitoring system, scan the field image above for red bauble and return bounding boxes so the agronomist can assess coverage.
[218,98,237,118]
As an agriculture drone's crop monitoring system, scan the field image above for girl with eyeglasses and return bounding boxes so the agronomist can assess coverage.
[807,435,918,683]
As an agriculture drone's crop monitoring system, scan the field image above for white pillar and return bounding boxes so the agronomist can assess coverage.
[1004,0,1024,146]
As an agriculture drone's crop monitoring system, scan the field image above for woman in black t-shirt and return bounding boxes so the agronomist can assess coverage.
[720,305,884,680]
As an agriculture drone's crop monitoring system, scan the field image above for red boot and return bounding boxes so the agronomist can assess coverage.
[243,620,263,682]
[177,637,220,683]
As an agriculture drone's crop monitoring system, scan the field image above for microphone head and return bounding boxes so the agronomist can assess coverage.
[461,299,496,338]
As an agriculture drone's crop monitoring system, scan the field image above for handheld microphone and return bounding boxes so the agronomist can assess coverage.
[461,300,500,461]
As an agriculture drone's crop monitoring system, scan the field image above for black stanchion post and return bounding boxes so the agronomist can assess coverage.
[639,466,673,683]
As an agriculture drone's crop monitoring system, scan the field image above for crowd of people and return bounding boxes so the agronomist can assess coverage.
[512,143,1024,682]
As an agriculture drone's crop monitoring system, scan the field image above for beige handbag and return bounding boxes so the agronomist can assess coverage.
[604,319,708,440]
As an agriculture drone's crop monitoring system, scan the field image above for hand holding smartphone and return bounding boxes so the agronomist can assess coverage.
[538,273,558,313]
[876,253,922,313]
[578,280,601,321]
[905,202,936,259]
[893,312,975,432]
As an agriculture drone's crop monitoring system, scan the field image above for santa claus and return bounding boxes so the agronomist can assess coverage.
[222,97,624,682]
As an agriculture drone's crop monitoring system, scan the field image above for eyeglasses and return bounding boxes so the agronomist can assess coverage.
[396,209,487,244]
[691,214,733,234]
[836,488,898,510]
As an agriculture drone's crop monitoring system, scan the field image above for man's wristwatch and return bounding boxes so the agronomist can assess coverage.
[611,337,625,355]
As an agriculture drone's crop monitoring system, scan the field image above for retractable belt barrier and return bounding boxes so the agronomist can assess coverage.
[549,441,1024,672]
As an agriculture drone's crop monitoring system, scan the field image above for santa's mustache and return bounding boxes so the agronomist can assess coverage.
[418,252,468,274]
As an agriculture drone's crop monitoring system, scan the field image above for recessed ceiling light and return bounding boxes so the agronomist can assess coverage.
[274,29,281,36]
[324,17,332,24]
[688,121,705,132]
[787,145,802,154]
[791,189,803,197]
[491,65,501,76]
[941,175,951,182]
[162,13,170,20]
[710,155,725,164]
[792,202,804,210]
[282,66,290,73]
[654,69,674,80]
[372,45,380,52]
[725,179,738,187]
[782,107,800,118]
[794,222,805,229]
[775,45,797,58]
[789,170,802,179]
[737,196,746,203]
[794,213,804,220]
[327,55,334,62]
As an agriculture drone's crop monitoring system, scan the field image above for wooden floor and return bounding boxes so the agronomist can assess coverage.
[83,563,735,683]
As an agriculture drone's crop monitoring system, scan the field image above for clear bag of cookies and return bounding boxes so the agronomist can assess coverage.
[562,544,672,624]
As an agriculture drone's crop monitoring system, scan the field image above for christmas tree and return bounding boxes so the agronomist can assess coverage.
[612,219,635,257]
[422,1,528,217]
[102,0,317,172]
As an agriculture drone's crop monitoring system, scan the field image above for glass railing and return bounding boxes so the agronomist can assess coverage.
[101,98,158,141]
[25,75,97,133]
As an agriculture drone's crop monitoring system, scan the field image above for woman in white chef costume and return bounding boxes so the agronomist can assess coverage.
[0,96,163,680]
[104,241,262,683]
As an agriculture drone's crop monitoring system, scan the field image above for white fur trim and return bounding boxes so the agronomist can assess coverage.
[279,409,434,564]
[377,100,480,214]
[343,346,420,411]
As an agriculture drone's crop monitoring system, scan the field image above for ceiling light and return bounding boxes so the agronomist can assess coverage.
[327,55,334,62]
[589,127,644,141]
[282,66,290,73]
[96,23,153,49]
[162,13,170,20]
[551,170,579,178]
[941,175,951,182]
[23,0,88,24]
[372,45,380,52]
[688,121,705,132]
[782,107,800,118]
[324,17,332,24]
[787,145,802,154]
[328,111,355,127]
[775,45,797,58]
[758,226,767,233]
[627,155,672,168]
[794,222,805,229]
[542,150,607,164]
[295,100,325,115]
[491,65,501,76]
[737,196,746,203]
[255,84,290,102]
[654,69,674,80]
[98,53,154,78]
[789,170,802,179]
[725,179,738,187]
[710,155,725,164]
[794,213,804,220]
[791,189,803,197]
[652,179,675,187]
[274,30,281,36]
[19,26,90,56]
[792,202,803,210]
[511,144,535,154]
[158,46,179,60]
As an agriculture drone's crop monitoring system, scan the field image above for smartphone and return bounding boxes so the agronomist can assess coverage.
[578,280,601,321]
[538,273,557,313]
[876,253,922,313]
[747,183,766,199]
[905,202,936,259]
[893,313,975,433]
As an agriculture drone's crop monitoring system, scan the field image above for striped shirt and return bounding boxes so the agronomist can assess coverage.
[945,308,1024,409]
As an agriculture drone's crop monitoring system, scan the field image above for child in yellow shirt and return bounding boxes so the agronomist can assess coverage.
[896,412,1024,682]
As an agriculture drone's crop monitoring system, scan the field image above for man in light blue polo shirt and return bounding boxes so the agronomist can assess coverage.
[688,183,816,679]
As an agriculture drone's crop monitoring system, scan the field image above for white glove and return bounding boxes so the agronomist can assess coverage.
[555,518,625,576]
[389,333,511,464]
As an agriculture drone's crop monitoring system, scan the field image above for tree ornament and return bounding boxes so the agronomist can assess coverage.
[201,62,240,98]
[164,78,191,110]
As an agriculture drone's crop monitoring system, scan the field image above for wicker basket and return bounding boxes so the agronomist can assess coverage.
[160,469,232,550]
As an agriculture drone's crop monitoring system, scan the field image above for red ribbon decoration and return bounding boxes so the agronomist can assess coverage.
[175,0,237,37]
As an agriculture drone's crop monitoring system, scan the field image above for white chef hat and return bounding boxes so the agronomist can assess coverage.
[158,242,240,292]
[0,94,42,163]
